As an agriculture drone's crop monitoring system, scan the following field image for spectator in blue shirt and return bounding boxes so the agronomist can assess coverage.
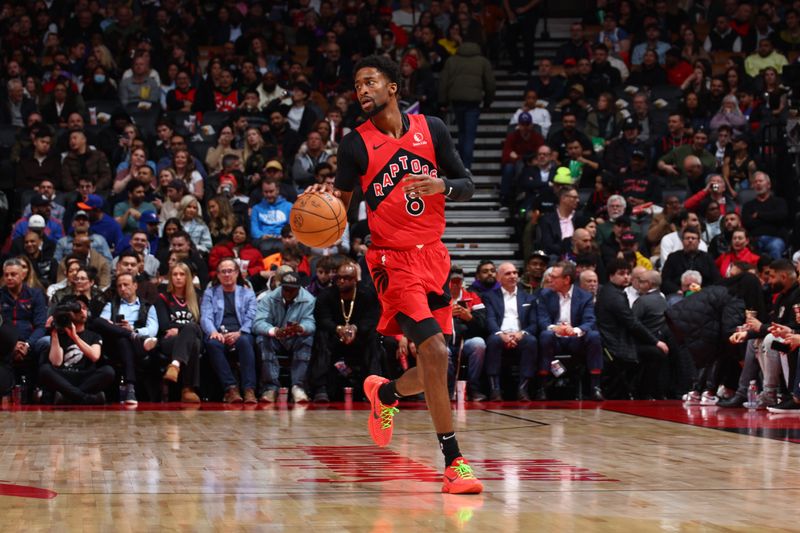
[78,194,126,254]
[250,177,293,256]
[631,25,671,65]
[200,258,259,403]
[12,195,64,241]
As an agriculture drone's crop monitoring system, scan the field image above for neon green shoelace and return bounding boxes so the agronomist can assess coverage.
[379,404,399,429]
[452,460,476,479]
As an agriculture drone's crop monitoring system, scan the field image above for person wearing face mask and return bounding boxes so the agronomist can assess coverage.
[81,66,118,101]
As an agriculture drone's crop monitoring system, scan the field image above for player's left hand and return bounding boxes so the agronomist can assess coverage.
[403,174,445,196]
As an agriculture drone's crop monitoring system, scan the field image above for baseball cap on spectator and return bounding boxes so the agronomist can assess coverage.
[449,265,464,280]
[74,210,89,219]
[281,271,301,288]
[139,211,159,226]
[563,58,577,67]
[553,167,574,185]
[614,214,632,227]
[265,160,283,172]
[29,214,46,229]
[77,194,103,210]
[402,54,418,71]
[570,83,585,95]
[622,117,639,130]
[518,112,533,125]
[530,249,549,261]
[620,231,637,246]
[219,174,238,190]
[631,149,647,160]
[62,293,90,308]
[167,179,186,191]
[30,195,51,207]
[793,250,800,264]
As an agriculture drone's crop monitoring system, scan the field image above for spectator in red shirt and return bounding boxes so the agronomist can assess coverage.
[166,70,197,112]
[684,174,739,217]
[716,228,761,277]
[500,111,544,206]
[665,47,693,87]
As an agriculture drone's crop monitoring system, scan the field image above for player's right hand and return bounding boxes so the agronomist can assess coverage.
[303,183,341,197]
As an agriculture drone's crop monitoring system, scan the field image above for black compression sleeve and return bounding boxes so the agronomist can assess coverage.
[334,131,368,192]
[425,115,475,202]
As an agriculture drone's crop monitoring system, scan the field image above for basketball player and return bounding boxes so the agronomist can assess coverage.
[307,55,482,494]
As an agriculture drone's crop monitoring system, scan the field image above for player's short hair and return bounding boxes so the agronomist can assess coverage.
[354,55,401,85]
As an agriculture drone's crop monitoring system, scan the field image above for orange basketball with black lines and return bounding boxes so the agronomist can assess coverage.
[290,191,347,248]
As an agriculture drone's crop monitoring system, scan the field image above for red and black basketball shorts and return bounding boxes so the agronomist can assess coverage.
[365,240,453,338]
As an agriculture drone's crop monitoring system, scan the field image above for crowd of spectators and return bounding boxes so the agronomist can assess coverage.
[0,0,501,405]
[500,2,800,409]
[2,0,800,408]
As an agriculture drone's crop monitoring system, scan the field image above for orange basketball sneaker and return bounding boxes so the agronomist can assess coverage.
[442,457,484,494]
[364,375,399,447]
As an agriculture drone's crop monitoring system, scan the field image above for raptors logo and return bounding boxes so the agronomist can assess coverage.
[371,265,389,295]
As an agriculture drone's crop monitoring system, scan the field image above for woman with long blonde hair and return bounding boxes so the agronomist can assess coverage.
[153,262,203,403]
[93,44,117,75]
[242,127,276,178]
[178,195,212,253]
[16,255,44,291]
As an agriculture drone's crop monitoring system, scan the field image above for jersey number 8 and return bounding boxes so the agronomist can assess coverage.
[404,193,425,216]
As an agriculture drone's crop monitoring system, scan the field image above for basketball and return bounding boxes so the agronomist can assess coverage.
[290,191,347,248]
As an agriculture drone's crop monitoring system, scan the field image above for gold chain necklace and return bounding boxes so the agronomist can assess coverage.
[340,287,357,325]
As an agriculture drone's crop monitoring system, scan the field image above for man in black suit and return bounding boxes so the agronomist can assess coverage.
[536,261,603,400]
[537,186,580,260]
[661,226,721,295]
[483,262,539,401]
[596,258,669,399]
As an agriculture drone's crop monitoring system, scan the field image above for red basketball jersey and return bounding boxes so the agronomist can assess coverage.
[355,114,445,250]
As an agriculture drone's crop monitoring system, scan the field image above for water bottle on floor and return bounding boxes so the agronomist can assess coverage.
[18,376,27,405]
[119,375,126,404]
[744,380,758,409]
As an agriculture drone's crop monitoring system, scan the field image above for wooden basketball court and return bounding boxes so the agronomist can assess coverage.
[2,400,799,531]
